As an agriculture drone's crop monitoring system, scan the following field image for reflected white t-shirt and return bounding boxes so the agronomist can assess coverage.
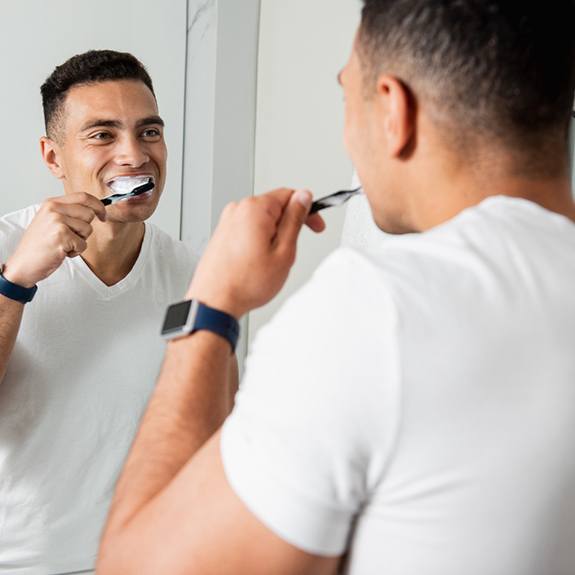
[222,196,575,575]
[0,206,196,574]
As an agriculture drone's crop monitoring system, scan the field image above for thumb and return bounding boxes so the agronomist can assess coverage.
[275,189,312,250]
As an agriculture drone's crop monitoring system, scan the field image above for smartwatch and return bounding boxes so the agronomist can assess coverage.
[161,299,240,353]
[0,264,38,303]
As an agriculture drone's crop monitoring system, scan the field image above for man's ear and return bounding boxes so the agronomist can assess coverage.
[375,75,415,158]
[40,136,65,180]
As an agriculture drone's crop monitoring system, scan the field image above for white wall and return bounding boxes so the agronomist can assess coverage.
[181,0,260,250]
[248,0,361,342]
[182,0,260,366]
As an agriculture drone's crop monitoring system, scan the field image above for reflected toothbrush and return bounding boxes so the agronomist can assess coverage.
[101,178,155,206]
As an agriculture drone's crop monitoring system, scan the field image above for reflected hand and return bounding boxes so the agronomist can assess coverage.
[186,188,325,318]
[3,193,107,288]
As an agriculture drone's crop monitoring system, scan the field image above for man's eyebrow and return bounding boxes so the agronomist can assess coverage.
[136,115,165,128]
[79,116,165,132]
[80,119,123,132]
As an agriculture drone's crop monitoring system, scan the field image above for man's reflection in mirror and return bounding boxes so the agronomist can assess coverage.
[0,51,199,573]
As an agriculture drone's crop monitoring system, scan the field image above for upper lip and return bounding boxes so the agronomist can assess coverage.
[106,174,156,187]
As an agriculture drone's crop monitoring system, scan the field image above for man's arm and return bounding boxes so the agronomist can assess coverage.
[0,194,106,384]
[0,295,24,382]
[101,330,234,534]
[97,189,338,574]
[228,352,239,408]
[99,331,339,575]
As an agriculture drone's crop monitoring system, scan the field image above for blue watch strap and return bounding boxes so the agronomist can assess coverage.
[194,302,240,353]
[161,299,240,352]
[0,266,37,303]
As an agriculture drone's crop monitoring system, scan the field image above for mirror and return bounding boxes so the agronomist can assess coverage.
[0,0,259,571]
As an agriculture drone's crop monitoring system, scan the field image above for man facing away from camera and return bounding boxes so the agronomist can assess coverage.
[0,51,237,574]
[98,2,575,574]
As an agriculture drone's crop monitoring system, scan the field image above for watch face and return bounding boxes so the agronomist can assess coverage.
[161,300,192,334]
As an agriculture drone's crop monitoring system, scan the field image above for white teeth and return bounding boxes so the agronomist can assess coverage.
[108,176,152,194]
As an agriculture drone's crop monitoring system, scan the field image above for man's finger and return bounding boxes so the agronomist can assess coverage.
[305,213,326,233]
[52,203,101,224]
[61,216,93,240]
[61,232,88,257]
[257,188,298,223]
[274,189,312,250]
[54,192,107,222]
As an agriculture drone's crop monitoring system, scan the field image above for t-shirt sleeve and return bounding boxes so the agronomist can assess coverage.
[220,248,402,556]
[0,208,34,265]
[0,219,14,263]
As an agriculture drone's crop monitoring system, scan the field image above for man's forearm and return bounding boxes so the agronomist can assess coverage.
[102,331,234,535]
[0,295,24,382]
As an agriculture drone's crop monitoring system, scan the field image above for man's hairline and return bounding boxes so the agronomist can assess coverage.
[46,78,158,144]
[354,25,571,178]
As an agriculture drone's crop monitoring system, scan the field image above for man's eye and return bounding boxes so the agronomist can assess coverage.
[141,128,161,139]
[91,132,112,141]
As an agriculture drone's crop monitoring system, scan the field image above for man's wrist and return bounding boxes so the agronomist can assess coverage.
[167,328,231,351]
[161,299,240,352]
[2,261,36,289]
[184,288,244,321]
[0,263,38,303]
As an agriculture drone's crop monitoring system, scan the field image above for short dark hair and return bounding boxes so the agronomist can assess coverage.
[359,0,575,171]
[41,50,155,140]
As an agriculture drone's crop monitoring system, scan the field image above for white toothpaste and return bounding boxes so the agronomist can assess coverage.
[108,175,153,195]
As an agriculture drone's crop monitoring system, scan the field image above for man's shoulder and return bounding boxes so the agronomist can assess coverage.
[311,230,466,298]
[262,246,399,343]
[0,205,39,232]
[298,202,516,316]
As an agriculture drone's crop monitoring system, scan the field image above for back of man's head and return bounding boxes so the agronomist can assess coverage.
[41,50,155,142]
[359,0,575,175]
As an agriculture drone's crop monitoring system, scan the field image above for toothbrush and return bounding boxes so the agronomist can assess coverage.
[309,187,362,214]
[101,178,155,206]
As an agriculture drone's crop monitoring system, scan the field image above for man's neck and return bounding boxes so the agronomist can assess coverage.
[409,150,575,231]
[82,220,146,286]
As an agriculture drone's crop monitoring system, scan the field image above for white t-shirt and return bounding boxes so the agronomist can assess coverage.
[221,196,575,575]
[0,206,196,574]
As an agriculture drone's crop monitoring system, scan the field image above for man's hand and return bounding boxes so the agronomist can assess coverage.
[186,188,325,318]
[3,193,106,288]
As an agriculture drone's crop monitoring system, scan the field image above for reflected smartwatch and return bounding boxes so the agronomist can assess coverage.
[0,264,38,303]
[161,299,240,353]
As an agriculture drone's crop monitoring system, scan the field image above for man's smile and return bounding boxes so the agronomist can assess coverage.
[105,174,156,193]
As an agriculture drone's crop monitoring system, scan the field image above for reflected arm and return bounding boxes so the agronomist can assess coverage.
[0,294,24,383]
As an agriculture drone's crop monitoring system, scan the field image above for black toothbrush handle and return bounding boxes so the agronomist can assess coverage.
[101,179,154,206]
[309,187,362,214]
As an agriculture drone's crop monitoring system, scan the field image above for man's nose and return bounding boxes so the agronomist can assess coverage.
[114,134,149,167]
